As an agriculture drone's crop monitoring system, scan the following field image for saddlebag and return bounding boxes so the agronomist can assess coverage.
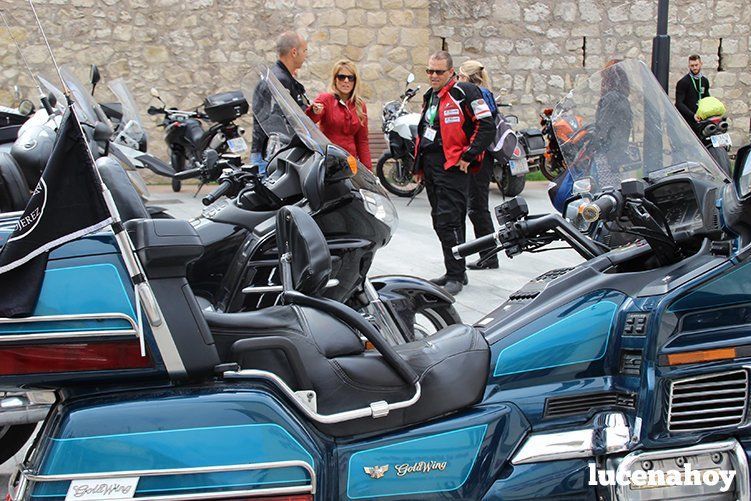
[521,128,546,157]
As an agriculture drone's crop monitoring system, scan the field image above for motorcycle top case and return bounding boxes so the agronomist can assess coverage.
[520,128,546,156]
[0,219,167,388]
[203,90,249,123]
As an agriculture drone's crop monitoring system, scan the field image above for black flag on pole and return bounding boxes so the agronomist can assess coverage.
[0,108,113,316]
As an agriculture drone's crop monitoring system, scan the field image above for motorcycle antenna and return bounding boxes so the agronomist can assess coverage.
[0,11,40,93]
[24,0,164,358]
[27,0,70,100]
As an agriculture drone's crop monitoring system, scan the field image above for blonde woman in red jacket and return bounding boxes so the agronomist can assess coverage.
[306,60,371,169]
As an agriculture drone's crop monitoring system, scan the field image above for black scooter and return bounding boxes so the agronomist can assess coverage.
[148,88,248,193]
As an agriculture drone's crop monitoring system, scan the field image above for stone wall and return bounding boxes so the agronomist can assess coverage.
[433,0,751,147]
[0,0,748,165]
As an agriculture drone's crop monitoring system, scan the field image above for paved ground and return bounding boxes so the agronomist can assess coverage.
[0,180,582,493]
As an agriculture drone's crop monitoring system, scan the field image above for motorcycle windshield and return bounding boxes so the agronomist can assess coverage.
[107,78,143,126]
[59,66,101,125]
[552,60,727,191]
[241,65,328,155]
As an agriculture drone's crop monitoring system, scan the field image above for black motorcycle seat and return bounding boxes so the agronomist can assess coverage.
[185,119,205,147]
[96,157,150,222]
[0,152,30,212]
[209,303,489,437]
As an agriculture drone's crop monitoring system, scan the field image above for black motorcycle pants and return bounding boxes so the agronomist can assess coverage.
[467,156,498,265]
[423,159,469,281]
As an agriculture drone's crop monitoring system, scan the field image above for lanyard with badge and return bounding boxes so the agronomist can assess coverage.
[691,75,704,105]
[424,92,438,142]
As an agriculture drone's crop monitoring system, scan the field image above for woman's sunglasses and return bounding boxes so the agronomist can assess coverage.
[336,74,356,82]
[425,68,449,75]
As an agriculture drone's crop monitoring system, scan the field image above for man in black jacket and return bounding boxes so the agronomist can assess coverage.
[675,54,710,135]
[413,51,495,295]
[251,31,311,174]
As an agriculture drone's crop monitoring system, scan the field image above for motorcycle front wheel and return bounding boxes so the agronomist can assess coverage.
[539,155,565,181]
[376,153,422,198]
[170,150,185,193]
[411,304,461,341]
[0,423,36,465]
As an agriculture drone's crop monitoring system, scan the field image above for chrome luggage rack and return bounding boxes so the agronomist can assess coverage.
[0,313,139,343]
[8,460,316,500]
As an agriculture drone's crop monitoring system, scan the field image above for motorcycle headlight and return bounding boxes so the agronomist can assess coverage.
[360,189,399,236]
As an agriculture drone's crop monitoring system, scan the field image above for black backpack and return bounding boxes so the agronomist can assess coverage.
[487,113,518,163]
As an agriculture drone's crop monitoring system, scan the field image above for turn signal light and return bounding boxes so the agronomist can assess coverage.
[666,347,737,366]
[347,154,358,175]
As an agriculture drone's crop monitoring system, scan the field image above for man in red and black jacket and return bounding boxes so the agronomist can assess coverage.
[414,51,495,295]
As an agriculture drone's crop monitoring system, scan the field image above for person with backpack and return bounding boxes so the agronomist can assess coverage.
[458,60,501,270]
[414,51,495,295]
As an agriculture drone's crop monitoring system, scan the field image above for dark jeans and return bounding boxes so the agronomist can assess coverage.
[423,157,469,281]
[467,156,498,264]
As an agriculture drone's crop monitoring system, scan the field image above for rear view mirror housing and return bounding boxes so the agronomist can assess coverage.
[733,144,751,200]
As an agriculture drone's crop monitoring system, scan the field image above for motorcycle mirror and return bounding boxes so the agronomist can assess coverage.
[406,73,415,85]
[93,121,113,142]
[18,99,34,116]
[47,92,57,109]
[505,114,519,126]
[90,64,101,87]
[150,87,166,106]
[733,144,751,199]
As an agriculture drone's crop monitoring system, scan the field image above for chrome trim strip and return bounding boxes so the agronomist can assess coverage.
[614,439,749,501]
[0,313,138,343]
[224,369,421,424]
[512,412,631,465]
[242,278,340,295]
[12,460,315,500]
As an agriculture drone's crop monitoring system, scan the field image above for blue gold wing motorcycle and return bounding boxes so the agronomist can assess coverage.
[4,60,751,500]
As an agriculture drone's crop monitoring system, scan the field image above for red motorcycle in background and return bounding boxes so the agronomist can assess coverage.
[538,107,590,181]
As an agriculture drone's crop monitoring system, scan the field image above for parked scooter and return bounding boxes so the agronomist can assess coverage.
[7,61,751,501]
[376,73,422,198]
[148,88,248,192]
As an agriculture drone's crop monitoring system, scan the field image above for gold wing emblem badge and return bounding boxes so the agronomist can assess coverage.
[364,465,389,479]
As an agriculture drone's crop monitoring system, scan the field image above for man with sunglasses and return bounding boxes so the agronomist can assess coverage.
[251,31,311,175]
[414,51,495,295]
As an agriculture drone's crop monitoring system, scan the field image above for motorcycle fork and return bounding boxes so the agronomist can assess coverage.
[361,278,409,345]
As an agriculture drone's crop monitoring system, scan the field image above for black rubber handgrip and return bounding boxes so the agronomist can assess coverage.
[202,180,233,206]
[174,167,202,180]
[452,232,498,259]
